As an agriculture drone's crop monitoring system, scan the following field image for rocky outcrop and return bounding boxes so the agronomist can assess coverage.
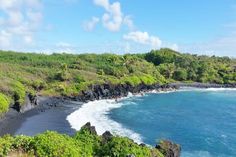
[74,83,178,102]
[102,131,113,142]
[156,140,181,157]
[81,122,97,135]
[13,93,38,113]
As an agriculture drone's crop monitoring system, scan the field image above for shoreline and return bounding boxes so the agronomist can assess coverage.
[66,85,236,143]
[0,96,82,136]
[0,82,235,137]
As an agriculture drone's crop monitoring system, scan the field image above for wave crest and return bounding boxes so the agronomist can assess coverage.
[66,95,143,143]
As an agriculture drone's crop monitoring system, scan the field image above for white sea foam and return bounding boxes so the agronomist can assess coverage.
[66,93,143,143]
[182,151,233,157]
[180,87,236,92]
[205,88,236,91]
[67,87,235,145]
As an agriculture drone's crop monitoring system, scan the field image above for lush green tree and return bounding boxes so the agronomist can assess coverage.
[173,69,188,81]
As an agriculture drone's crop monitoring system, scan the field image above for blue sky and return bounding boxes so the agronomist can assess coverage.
[0,0,236,56]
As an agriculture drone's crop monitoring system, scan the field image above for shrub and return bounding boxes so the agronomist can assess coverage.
[32,131,81,157]
[0,93,10,114]
[73,127,101,157]
[121,76,142,86]
[0,135,14,156]
[11,81,26,105]
[97,136,155,157]
[75,75,85,83]
[140,75,157,85]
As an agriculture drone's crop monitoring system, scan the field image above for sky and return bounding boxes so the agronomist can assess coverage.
[0,0,236,56]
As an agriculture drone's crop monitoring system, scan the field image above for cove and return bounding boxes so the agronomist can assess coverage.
[67,88,236,157]
[108,88,236,157]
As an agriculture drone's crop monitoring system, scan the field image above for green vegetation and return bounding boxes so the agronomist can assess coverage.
[144,49,236,83]
[0,49,235,115]
[0,125,164,157]
[0,93,10,115]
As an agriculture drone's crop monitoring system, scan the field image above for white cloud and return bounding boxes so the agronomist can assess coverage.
[83,17,100,31]
[0,30,12,48]
[179,33,236,57]
[7,10,24,26]
[0,0,43,49]
[92,0,133,32]
[171,44,179,51]
[123,31,162,49]
[123,15,134,30]
[94,0,110,10]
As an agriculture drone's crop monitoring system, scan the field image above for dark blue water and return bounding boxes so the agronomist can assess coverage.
[109,89,236,157]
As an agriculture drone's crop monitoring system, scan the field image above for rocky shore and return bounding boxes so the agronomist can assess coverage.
[72,83,178,102]
[1,82,235,156]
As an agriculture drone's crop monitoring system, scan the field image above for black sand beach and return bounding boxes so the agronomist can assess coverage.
[0,96,82,136]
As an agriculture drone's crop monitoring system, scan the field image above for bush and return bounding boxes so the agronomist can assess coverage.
[140,75,157,85]
[11,81,26,105]
[0,135,14,156]
[97,136,161,157]
[32,131,81,157]
[0,93,10,114]
[0,129,166,157]
[75,75,85,83]
[54,71,68,81]
[121,76,142,86]
[73,126,101,157]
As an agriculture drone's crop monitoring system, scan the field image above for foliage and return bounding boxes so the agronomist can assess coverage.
[11,81,26,106]
[0,93,10,115]
[0,129,165,157]
[0,49,235,114]
[32,131,81,157]
[145,48,236,83]
[97,136,163,157]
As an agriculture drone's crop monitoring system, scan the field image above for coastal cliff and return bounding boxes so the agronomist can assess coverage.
[73,83,178,102]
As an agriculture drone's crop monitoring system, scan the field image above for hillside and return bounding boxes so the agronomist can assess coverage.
[0,48,235,115]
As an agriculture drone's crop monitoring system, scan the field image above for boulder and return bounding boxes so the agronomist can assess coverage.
[102,131,113,142]
[81,122,97,135]
[155,140,181,157]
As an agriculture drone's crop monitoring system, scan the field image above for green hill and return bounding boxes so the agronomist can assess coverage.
[0,49,235,115]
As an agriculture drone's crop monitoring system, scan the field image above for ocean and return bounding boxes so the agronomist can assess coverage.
[67,88,236,157]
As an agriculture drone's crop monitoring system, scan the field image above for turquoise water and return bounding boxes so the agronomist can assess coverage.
[108,89,236,157]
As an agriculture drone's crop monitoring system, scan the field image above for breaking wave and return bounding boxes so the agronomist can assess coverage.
[66,93,143,143]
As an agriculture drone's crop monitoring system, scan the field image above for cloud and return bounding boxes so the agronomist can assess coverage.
[0,30,12,48]
[94,0,110,10]
[92,0,133,32]
[0,0,43,49]
[123,15,135,30]
[123,31,162,49]
[83,17,100,31]
[179,33,236,57]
